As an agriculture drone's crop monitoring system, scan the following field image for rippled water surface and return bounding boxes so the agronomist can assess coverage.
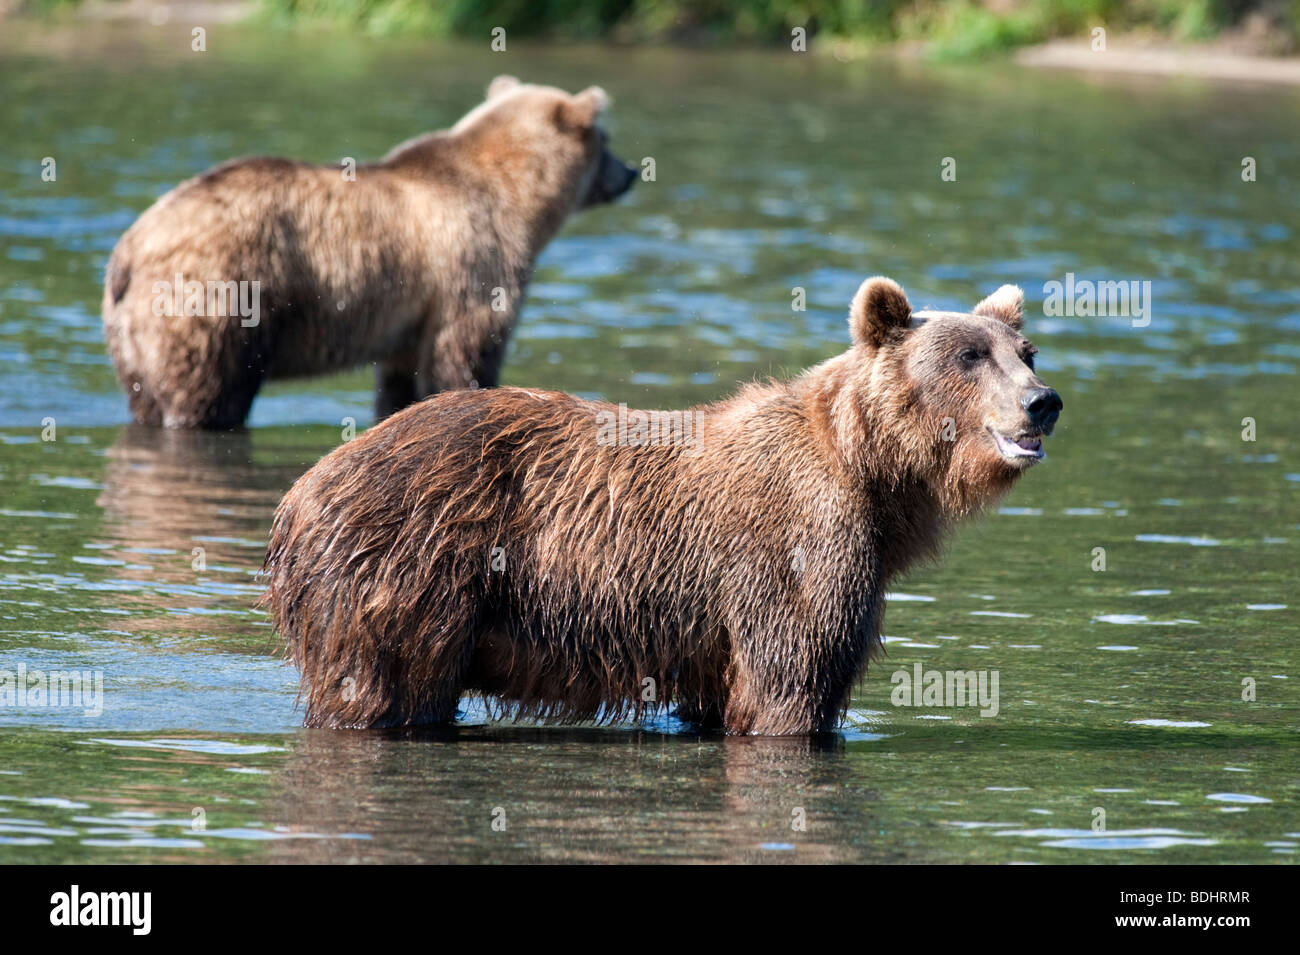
[1,21,1297,863]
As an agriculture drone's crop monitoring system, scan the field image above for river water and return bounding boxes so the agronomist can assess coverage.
[0,20,1296,862]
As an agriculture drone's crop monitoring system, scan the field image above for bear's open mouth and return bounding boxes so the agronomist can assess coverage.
[988,427,1045,462]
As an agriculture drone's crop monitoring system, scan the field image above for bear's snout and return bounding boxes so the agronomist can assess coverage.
[1021,387,1063,434]
[584,150,637,207]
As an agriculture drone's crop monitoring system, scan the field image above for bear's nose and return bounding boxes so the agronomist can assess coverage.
[1022,387,1062,432]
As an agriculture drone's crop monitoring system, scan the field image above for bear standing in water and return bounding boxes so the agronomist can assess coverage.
[263,277,1062,735]
[102,76,636,428]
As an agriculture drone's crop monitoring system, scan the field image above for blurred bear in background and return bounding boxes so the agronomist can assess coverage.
[102,76,637,428]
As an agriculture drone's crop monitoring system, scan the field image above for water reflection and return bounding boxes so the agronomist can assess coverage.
[269,728,880,863]
[91,425,309,642]
[98,425,288,564]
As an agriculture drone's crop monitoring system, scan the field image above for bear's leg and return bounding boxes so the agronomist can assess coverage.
[302,626,474,729]
[300,647,402,729]
[418,305,512,397]
[124,379,164,427]
[723,639,852,736]
[374,354,419,419]
[161,363,265,430]
[674,699,726,730]
[153,324,270,429]
[379,590,491,728]
[400,644,474,727]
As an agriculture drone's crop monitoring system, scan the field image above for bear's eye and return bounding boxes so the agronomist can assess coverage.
[958,348,986,366]
[1022,345,1038,370]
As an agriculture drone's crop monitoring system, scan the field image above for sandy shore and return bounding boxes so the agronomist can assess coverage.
[1017,39,1300,85]
[74,0,252,23]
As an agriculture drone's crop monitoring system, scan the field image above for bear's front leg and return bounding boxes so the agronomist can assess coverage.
[375,354,419,419]
[419,299,515,398]
[722,633,855,736]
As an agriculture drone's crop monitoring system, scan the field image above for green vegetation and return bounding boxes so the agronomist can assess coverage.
[249,0,1297,56]
[10,0,1300,57]
[15,0,83,12]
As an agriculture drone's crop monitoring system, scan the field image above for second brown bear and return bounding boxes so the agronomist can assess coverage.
[102,76,636,428]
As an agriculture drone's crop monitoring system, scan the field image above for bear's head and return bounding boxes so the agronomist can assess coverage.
[842,277,1063,515]
[455,75,636,214]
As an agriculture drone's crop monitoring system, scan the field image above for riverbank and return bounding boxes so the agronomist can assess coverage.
[7,0,1300,85]
[1017,37,1300,84]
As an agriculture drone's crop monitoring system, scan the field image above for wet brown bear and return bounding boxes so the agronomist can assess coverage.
[102,76,636,429]
[263,277,1062,734]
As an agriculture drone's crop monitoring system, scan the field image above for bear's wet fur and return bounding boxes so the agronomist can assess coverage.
[263,277,1061,734]
[102,76,635,429]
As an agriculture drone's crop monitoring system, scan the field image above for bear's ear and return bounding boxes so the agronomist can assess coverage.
[487,75,521,100]
[973,284,1024,330]
[849,277,912,347]
[555,86,610,130]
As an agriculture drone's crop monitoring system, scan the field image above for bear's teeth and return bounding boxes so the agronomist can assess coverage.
[990,428,1044,460]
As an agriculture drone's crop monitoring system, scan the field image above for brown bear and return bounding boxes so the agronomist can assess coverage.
[262,277,1062,735]
[102,76,636,429]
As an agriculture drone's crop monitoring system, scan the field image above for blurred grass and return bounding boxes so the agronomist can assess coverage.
[10,0,1300,57]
